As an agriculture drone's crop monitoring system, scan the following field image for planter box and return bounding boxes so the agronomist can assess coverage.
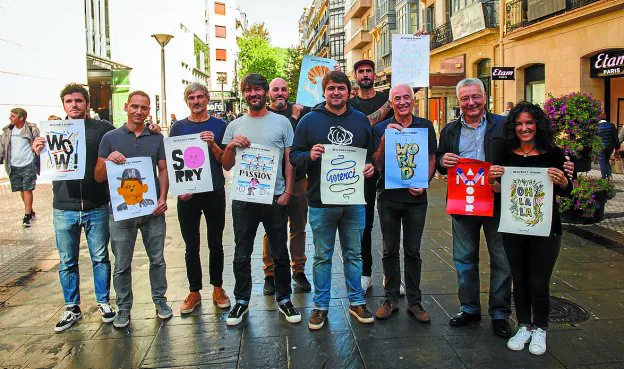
[560,191,607,225]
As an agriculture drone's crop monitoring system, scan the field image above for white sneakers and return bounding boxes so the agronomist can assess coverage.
[361,276,372,292]
[507,326,547,355]
[382,276,406,296]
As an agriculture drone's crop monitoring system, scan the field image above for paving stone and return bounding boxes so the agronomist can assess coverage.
[358,336,465,369]
[287,331,364,369]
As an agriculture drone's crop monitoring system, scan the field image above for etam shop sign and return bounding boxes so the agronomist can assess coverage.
[491,67,515,80]
[591,50,624,78]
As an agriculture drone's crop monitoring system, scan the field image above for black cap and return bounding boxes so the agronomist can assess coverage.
[353,59,375,71]
[117,168,146,182]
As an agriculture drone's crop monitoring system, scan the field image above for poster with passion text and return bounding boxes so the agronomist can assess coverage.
[164,134,213,195]
[39,120,86,181]
[106,157,157,221]
[384,128,429,189]
[321,145,366,205]
[296,55,337,107]
[446,159,493,216]
[499,167,553,236]
[230,144,279,204]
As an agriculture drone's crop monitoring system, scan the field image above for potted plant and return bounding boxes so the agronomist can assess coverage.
[558,174,612,224]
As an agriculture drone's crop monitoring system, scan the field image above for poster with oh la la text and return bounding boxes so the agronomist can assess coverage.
[106,157,157,221]
[447,159,494,216]
[384,128,429,189]
[231,144,279,204]
[296,55,337,107]
[164,134,213,195]
[39,120,86,182]
[499,167,553,236]
[321,145,366,205]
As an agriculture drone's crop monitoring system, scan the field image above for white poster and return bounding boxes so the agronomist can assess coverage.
[106,157,157,221]
[321,145,366,205]
[391,34,430,88]
[39,120,86,181]
[499,167,553,237]
[164,134,213,195]
[231,144,279,204]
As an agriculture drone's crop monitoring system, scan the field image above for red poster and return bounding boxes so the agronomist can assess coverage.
[446,159,494,217]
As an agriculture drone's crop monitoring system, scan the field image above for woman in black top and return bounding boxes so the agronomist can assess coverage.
[488,102,573,356]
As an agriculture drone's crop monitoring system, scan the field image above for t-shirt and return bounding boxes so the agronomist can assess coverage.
[222,112,294,196]
[350,90,394,119]
[169,117,227,191]
[10,126,34,167]
[373,116,437,204]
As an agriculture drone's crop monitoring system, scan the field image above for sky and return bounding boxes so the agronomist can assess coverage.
[236,0,310,48]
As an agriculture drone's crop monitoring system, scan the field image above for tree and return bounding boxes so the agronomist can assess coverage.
[245,22,270,42]
[237,24,288,84]
[284,47,304,102]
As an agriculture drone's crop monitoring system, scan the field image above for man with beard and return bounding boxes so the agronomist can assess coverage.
[221,73,301,326]
[261,77,312,294]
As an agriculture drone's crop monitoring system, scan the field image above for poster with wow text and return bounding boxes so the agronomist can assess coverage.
[164,134,213,195]
[39,120,86,181]
[231,144,278,204]
[296,55,337,107]
[106,157,157,221]
[321,145,366,205]
[447,159,494,216]
[384,128,429,189]
[499,167,553,236]
[391,34,430,88]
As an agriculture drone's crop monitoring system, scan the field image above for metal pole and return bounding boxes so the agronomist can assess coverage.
[160,45,167,131]
[423,87,429,120]
[221,82,225,114]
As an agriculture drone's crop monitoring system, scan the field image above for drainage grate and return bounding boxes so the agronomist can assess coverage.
[549,296,590,324]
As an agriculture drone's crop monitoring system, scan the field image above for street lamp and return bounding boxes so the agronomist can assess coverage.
[151,33,174,131]
[217,72,227,114]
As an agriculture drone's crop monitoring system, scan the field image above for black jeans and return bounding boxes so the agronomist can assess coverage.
[361,176,377,277]
[378,198,427,304]
[232,199,291,303]
[502,233,561,328]
[177,190,226,291]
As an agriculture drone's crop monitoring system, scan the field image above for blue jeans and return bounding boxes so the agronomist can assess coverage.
[308,205,366,310]
[53,205,111,306]
[599,148,614,179]
[451,213,512,319]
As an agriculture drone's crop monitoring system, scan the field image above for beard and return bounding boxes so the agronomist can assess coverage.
[246,95,267,110]
[357,78,373,89]
[270,96,287,109]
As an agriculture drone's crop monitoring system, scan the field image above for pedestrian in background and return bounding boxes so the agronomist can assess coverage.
[598,112,619,179]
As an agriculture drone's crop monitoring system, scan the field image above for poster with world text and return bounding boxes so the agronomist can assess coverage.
[164,134,213,196]
[384,128,429,189]
[446,159,493,216]
[321,145,366,205]
[39,120,86,182]
[296,55,337,107]
[230,144,278,204]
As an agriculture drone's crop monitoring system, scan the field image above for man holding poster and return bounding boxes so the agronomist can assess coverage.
[291,71,376,329]
[372,84,436,322]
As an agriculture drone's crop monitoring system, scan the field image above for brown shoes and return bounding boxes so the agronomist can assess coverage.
[308,309,329,330]
[407,303,431,323]
[375,299,399,320]
[349,304,375,324]
[180,292,201,314]
[212,287,231,309]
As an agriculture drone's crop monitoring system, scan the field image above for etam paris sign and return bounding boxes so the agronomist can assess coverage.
[591,50,624,78]
[491,67,515,80]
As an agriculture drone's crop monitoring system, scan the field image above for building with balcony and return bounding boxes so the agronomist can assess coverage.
[370,0,397,90]
[300,0,347,71]
[344,0,375,79]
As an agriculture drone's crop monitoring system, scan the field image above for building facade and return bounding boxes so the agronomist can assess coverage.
[300,0,347,71]
[344,0,375,79]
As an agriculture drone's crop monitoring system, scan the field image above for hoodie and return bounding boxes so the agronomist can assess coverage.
[290,103,373,208]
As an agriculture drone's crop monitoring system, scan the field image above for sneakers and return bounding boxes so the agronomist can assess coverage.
[529,328,547,355]
[180,292,201,314]
[213,287,231,309]
[54,305,82,332]
[348,304,375,324]
[113,309,131,328]
[278,301,302,323]
[97,303,116,323]
[361,276,372,292]
[155,302,173,320]
[407,303,431,323]
[292,273,312,291]
[226,303,249,326]
[308,309,328,330]
[22,213,33,228]
[263,276,276,295]
[507,326,532,351]
[382,276,406,296]
[375,299,398,320]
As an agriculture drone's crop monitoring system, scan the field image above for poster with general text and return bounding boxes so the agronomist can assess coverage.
[384,128,429,189]
[391,34,430,88]
[164,134,213,195]
[447,159,493,216]
[106,157,157,221]
[499,167,553,236]
[230,144,278,204]
[39,120,86,182]
[321,145,366,205]
[296,55,337,107]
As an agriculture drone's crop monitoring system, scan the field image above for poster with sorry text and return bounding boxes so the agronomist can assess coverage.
[384,128,429,189]
[446,159,494,216]
[499,167,553,236]
[296,55,337,107]
[106,157,157,221]
[230,144,279,204]
[321,145,366,205]
[164,134,213,195]
[39,120,86,181]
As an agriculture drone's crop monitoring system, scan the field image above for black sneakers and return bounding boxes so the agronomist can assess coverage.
[278,301,302,323]
[22,213,33,228]
[226,303,249,326]
[54,305,82,332]
[292,273,312,291]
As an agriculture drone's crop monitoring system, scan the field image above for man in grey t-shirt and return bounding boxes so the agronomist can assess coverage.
[221,73,301,326]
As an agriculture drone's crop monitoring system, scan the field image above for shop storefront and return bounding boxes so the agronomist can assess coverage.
[590,49,624,129]
[87,54,131,127]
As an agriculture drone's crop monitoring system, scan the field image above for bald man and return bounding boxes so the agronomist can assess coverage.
[261,78,312,294]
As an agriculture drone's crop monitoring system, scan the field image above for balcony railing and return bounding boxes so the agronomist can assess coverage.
[483,0,499,28]
[506,0,601,33]
[430,22,453,49]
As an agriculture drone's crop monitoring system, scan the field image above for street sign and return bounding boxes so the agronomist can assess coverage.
[491,67,515,80]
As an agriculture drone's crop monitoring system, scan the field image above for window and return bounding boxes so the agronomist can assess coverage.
[425,6,434,33]
[216,49,227,61]
[478,59,493,111]
[215,2,225,15]
[215,25,226,38]
[330,35,345,59]
[524,64,546,106]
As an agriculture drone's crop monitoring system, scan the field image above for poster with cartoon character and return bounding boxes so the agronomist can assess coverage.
[39,119,86,181]
[321,145,366,205]
[296,55,337,107]
[499,167,553,236]
[230,144,279,204]
[384,128,429,189]
[447,158,494,216]
[164,134,213,195]
[106,157,157,221]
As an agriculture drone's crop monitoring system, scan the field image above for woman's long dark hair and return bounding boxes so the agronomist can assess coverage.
[502,101,555,151]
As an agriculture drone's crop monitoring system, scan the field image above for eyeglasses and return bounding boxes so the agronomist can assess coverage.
[459,95,484,103]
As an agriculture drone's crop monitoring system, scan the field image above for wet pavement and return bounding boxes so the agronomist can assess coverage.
[0,178,623,368]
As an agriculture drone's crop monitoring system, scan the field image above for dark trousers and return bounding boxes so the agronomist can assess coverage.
[378,198,427,304]
[502,233,561,328]
[361,176,377,277]
[177,190,226,291]
[232,199,291,303]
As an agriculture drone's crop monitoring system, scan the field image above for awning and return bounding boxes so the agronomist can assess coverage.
[87,53,132,71]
